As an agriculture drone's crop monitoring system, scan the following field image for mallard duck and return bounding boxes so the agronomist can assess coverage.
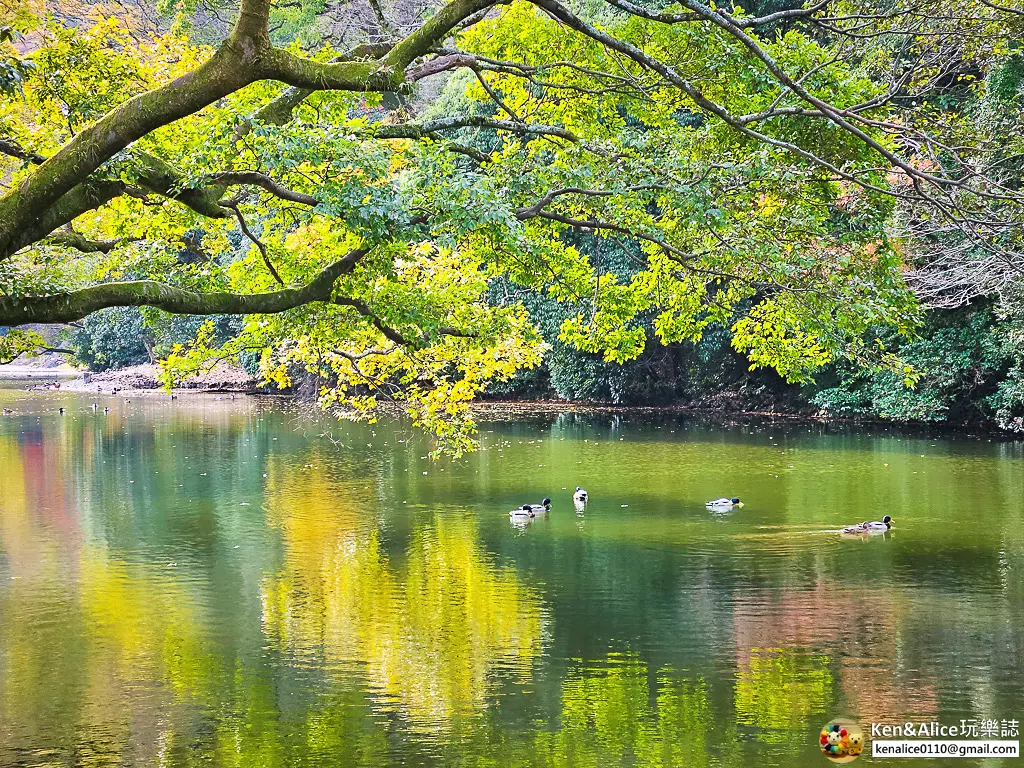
[843,515,892,534]
[510,498,551,518]
[573,487,588,503]
[705,497,741,510]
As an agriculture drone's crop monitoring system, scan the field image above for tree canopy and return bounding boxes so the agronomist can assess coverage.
[2,0,1023,450]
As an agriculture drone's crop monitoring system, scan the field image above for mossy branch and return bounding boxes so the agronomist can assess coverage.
[0,0,500,259]
[0,248,370,325]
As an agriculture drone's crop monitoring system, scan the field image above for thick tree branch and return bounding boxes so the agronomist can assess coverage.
[7,180,128,255]
[0,47,254,258]
[0,248,370,326]
[134,152,233,218]
[381,0,503,72]
[334,296,414,345]
[248,42,397,128]
[0,0,500,260]
[257,0,500,91]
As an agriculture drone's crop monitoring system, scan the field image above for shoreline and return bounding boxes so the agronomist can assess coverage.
[3,366,1020,439]
[0,362,258,394]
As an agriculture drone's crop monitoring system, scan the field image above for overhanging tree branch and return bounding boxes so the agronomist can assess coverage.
[0,247,370,325]
[0,0,501,260]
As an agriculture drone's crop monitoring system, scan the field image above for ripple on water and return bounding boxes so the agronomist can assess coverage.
[2,400,1024,767]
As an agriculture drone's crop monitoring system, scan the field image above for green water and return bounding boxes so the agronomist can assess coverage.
[0,390,1022,767]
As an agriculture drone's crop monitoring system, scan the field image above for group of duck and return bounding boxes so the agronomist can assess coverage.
[510,487,588,519]
[511,491,745,519]
[510,491,895,534]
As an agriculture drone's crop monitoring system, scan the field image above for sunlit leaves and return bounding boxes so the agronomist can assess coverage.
[1,0,934,451]
[0,328,48,364]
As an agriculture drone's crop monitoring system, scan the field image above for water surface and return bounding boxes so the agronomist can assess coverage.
[0,390,1022,766]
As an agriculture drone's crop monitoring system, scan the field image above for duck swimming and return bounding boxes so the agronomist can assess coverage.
[705,497,741,510]
[843,515,893,534]
[510,498,552,518]
[573,487,588,503]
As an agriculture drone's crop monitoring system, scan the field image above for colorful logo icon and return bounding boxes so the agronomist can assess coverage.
[819,718,864,762]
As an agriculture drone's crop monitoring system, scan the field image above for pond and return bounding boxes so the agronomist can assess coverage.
[0,390,1022,766]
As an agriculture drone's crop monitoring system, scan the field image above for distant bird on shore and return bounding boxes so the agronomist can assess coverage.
[843,516,892,534]
[103,407,110,413]
[706,497,741,510]
[57,407,65,415]
[170,394,177,400]
[2,408,13,415]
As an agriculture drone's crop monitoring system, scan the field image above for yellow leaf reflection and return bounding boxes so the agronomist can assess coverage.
[259,460,547,731]
[734,647,832,740]
[527,653,714,768]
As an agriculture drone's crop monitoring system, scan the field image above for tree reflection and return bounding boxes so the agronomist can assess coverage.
[734,648,832,740]
[452,652,719,768]
[547,654,715,768]
[4,408,1024,767]
[260,460,547,731]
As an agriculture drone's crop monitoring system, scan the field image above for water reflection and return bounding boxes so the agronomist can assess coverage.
[260,461,547,733]
[734,648,832,739]
[0,393,1023,766]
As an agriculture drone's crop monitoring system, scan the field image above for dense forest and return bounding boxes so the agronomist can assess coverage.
[59,259,1024,431]
[3,0,1024,447]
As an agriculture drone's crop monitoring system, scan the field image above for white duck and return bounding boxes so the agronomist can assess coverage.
[509,498,551,519]
[843,515,893,534]
[573,487,588,503]
[705,497,742,510]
